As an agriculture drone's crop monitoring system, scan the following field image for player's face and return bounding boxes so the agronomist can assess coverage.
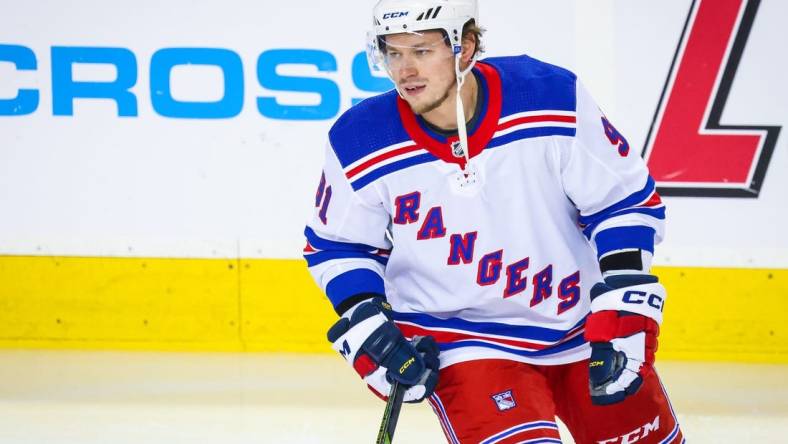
[383,31,457,115]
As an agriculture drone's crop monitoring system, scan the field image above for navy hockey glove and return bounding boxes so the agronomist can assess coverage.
[327,298,440,403]
[584,274,666,405]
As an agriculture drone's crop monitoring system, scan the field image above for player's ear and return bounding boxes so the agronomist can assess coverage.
[460,32,477,64]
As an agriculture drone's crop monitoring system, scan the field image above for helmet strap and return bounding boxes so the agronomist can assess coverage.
[454,51,478,171]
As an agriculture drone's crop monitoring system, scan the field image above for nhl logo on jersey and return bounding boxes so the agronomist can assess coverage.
[491,390,517,411]
[451,141,465,158]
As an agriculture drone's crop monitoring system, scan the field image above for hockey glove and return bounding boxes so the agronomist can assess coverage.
[327,298,440,403]
[584,274,666,405]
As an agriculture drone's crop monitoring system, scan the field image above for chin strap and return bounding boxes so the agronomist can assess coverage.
[454,52,477,172]
[387,49,478,173]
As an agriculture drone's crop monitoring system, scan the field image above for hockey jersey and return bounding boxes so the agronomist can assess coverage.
[304,54,665,368]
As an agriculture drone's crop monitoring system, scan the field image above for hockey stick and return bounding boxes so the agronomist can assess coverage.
[375,380,405,444]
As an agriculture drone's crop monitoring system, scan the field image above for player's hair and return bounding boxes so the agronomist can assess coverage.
[461,20,485,57]
[378,19,485,56]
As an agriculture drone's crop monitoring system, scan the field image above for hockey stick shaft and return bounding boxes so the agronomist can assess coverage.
[375,381,405,444]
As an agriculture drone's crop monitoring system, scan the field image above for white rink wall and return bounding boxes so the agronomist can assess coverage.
[1,0,787,268]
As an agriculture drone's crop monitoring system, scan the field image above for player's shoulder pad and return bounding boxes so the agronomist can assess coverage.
[328,90,412,170]
[482,54,578,116]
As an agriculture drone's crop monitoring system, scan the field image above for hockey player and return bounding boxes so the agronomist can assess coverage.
[305,0,684,442]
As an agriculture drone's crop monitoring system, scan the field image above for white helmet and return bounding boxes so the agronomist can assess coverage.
[371,0,478,55]
[368,0,481,172]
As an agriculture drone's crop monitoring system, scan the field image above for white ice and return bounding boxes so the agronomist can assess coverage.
[0,351,786,443]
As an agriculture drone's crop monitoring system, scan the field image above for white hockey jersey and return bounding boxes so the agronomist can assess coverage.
[305,55,665,368]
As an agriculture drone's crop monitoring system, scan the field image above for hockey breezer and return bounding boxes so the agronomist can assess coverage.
[308,0,684,442]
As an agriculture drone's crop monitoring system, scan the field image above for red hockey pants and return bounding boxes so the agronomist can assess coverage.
[427,359,684,444]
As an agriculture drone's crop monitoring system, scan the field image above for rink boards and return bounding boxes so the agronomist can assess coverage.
[1,1,787,362]
[0,256,785,363]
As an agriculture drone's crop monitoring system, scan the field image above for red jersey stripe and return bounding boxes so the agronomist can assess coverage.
[398,323,549,350]
[345,144,421,179]
[497,114,577,132]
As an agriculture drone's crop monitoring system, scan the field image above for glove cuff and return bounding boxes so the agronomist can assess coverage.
[589,281,666,325]
[330,311,388,364]
[336,292,386,317]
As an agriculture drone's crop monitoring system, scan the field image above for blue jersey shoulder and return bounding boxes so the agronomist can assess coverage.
[328,90,411,169]
[482,54,577,116]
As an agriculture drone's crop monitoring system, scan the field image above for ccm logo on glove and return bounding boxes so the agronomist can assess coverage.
[340,340,352,357]
[400,357,415,374]
[622,290,664,311]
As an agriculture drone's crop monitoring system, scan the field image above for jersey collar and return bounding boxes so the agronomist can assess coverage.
[397,61,502,169]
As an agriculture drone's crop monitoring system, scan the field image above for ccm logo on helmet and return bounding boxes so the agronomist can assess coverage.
[622,290,664,311]
[382,11,409,19]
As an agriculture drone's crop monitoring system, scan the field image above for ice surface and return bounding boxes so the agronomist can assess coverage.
[0,351,785,443]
